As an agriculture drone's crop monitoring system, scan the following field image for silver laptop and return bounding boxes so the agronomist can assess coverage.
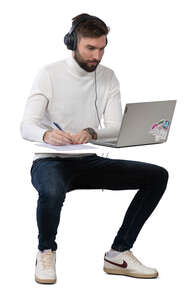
[92,100,177,148]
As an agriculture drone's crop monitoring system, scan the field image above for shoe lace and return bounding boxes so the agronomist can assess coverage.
[40,252,54,270]
[126,251,142,265]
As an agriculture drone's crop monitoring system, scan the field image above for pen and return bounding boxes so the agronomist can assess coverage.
[53,122,73,143]
[53,122,63,130]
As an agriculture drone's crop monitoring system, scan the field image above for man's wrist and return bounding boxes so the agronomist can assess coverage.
[83,128,97,140]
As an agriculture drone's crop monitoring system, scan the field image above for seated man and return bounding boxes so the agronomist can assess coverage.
[20,13,169,284]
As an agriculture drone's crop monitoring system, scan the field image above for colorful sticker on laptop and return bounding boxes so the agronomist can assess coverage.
[149,119,170,142]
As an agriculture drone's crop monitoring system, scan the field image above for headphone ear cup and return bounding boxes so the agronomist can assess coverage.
[64,33,71,49]
[64,32,75,50]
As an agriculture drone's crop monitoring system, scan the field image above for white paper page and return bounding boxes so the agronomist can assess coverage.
[35,142,98,152]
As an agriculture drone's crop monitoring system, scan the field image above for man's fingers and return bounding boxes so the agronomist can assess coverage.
[50,135,72,145]
[83,138,89,144]
[71,134,80,144]
[64,132,73,139]
[79,137,85,144]
[49,137,65,146]
[72,132,90,144]
[53,130,72,144]
[76,137,88,144]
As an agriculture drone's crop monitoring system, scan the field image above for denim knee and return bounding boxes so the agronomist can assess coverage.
[151,166,169,187]
[158,166,169,182]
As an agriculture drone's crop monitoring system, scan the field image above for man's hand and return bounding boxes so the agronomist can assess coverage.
[72,130,92,144]
[43,129,73,146]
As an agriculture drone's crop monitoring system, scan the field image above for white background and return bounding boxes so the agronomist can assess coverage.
[0,0,189,298]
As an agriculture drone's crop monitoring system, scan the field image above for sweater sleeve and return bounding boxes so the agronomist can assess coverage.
[20,68,52,142]
[96,71,123,139]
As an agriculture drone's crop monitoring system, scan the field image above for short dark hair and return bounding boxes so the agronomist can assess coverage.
[72,13,110,39]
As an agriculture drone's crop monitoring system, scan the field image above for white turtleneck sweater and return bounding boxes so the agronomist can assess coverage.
[20,54,123,160]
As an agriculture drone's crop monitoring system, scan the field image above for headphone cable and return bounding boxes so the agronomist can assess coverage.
[94,70,102,129]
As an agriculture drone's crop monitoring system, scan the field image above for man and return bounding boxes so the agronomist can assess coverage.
[21,13,169,284]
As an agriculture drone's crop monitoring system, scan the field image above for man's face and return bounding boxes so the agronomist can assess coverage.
[73,35,107,72]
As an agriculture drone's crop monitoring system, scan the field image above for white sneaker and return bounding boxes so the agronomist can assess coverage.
[104,250,158,279]
[35,249,56,284]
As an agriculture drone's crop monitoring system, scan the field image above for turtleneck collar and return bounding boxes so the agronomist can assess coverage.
[65,53,98,77]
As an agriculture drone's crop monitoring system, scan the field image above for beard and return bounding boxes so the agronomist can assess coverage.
[73,49,100,72]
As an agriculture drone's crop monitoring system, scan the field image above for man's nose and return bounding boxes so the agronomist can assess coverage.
[93,50,102,61]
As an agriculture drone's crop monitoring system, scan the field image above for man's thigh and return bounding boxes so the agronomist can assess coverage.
[30,158,74,193]
[69,156,159,191]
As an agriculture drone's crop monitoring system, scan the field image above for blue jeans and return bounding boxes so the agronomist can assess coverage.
[30,154,168,251]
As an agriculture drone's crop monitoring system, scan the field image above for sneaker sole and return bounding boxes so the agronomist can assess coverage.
[35,276,56,284]
[103,267,158,279]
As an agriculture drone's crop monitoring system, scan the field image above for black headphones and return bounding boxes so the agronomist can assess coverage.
[64,15,108,51]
